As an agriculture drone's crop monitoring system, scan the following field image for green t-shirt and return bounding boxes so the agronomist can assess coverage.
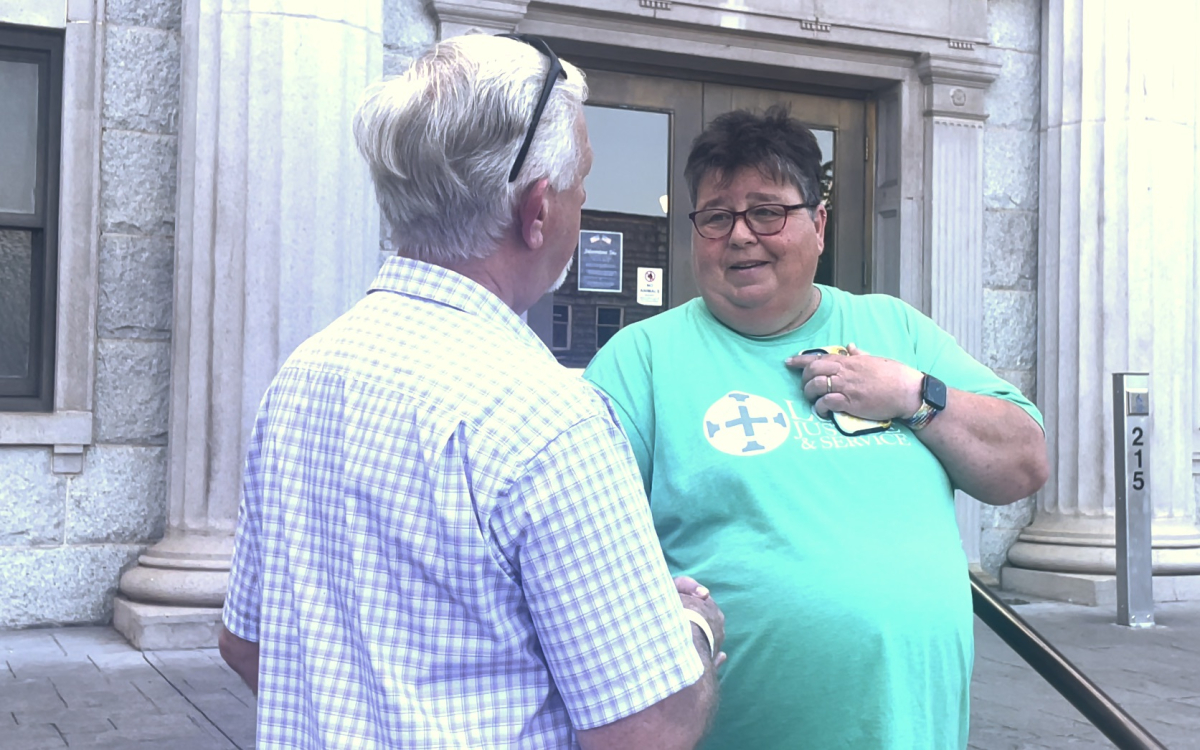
[583,287,1043,750]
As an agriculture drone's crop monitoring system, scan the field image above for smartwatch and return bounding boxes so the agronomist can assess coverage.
[904,373,946,430]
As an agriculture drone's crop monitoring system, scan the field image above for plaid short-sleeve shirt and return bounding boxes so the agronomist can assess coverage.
[223,257,702,749]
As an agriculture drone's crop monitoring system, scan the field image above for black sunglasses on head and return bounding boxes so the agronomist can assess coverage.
[497,34,567,183]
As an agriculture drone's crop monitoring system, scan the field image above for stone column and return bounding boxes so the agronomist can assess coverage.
[114,0,382,649]
[1196,16,1200,506]
[917,55,998,577]
[1004,0,1200,604]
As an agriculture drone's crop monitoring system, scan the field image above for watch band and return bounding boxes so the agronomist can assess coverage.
[904,401,938,431]
[904,373,946,431]
[682,608,716,660]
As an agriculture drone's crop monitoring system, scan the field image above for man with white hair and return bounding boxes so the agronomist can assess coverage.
[218,33,723,750]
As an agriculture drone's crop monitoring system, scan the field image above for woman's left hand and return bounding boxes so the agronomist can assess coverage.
[784,343,924,421]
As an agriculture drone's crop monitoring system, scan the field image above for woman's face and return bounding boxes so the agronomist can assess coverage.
[690,166,826,336]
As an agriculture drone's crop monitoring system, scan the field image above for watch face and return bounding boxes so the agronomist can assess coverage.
[923,375,948,411]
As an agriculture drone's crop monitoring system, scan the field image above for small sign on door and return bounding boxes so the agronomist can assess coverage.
[577,231,623,293]
[637,267,663,306]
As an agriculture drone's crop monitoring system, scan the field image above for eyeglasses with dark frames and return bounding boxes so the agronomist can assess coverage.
[497,33,567,183]
[688,202,819,240]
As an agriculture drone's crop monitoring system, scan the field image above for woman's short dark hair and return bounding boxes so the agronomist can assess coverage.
[684,105,823,207]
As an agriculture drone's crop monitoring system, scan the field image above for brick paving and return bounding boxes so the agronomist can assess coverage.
[2,597,1198,749]
[1,627,253,749]
[970,598,1200,749]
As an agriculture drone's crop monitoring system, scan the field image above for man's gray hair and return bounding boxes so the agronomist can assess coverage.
[354,34,588,264]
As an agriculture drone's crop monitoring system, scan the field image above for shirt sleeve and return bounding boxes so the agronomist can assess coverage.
[499,408,704,731]
[901,300,1045,431]
[222,401,269,641]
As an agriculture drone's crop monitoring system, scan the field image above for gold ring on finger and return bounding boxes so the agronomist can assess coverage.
[826,375,833,394]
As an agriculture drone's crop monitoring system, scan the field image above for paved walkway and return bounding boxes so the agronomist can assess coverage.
[970,598,1200,749]
[2,598,1199,749]
[1,627,253,749]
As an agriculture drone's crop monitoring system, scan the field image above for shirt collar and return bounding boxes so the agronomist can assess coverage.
[369,255,535,340]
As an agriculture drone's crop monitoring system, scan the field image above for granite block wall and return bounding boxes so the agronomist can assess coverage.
[0,0,179,628]
[378,0,435,260]
[383,0,435,78]
[979,0,1042,577]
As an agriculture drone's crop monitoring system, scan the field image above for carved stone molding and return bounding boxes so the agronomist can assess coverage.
[52,444,84,474]
[915,36,997,566]
[531,0,987,56]
[922,113,986,565]
[916,54,998,121]
[426,0,531,37]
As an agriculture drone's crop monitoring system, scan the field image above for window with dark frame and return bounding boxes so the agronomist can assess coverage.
[595,306,623,349]
[551,304,571,350]
[0,25,62,412]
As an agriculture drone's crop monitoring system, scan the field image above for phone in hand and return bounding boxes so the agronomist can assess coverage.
[798,346,893,436]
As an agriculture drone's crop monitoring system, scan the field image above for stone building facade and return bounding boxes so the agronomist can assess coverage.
[1,0,181,627]
[0,0,1197,640]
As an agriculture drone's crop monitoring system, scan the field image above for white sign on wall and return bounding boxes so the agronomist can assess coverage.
[637,267,663,306]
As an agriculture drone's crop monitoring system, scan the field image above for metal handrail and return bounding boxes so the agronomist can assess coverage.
[970,573,1167,750]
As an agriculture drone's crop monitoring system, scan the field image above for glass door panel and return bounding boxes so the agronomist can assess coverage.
[812,127,835,287]
[547,103,672,368]
[703,84,867,293]
[584,70,704,308]
[527,70,702,366]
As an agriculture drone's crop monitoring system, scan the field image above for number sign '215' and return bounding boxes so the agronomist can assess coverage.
[1131,427,1145,491]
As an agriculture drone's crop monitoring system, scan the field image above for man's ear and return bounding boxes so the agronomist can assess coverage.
[517,178,552,250]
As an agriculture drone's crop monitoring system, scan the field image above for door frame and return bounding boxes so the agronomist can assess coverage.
[472,8,1000,572]
[582,68,872,307]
